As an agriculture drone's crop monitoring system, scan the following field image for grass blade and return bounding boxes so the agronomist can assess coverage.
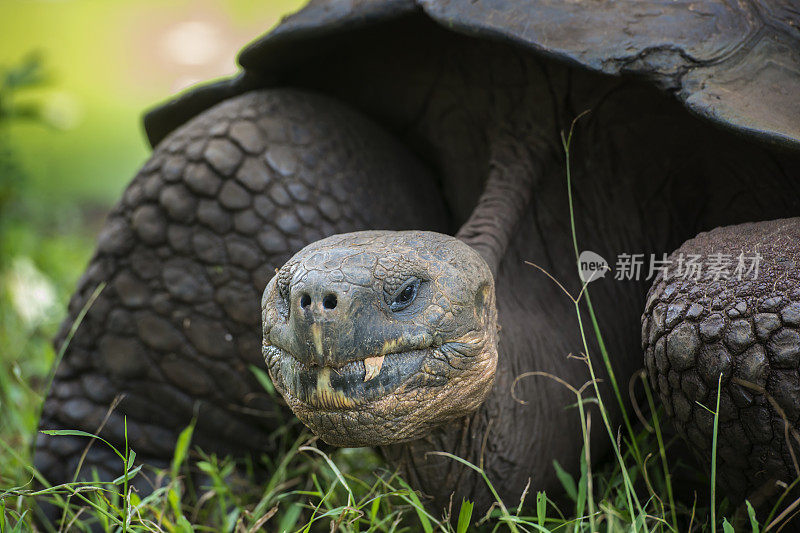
[711,373,723,533]
[746,500,760,533]
[457,499,474,533]
[395,477,433,533]
[553,461,577,502]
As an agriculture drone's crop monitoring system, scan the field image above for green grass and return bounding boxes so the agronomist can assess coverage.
[0,62,796,532]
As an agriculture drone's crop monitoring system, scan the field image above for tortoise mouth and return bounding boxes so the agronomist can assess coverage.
[265,346,429,410]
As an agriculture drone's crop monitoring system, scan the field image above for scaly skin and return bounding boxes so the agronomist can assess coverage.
[262,231,498,446]
[37,29,800,520]
[35,88,447,492]
[643,219,800,499]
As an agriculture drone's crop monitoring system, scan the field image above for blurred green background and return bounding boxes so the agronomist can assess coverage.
[2,0,306,203]
[0,0,305,481]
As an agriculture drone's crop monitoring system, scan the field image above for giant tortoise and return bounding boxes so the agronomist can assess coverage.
[35,0,800,523]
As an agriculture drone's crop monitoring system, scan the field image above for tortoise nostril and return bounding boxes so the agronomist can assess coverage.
[300,293,311,309]
[322,293,338,310]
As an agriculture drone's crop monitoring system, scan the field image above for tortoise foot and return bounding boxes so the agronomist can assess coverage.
[643,218,800,511]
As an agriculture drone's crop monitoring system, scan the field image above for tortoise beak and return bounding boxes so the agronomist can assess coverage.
[285,269,372,367]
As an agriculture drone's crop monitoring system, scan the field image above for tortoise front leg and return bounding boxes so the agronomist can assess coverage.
[642,218,800,509]
[34,88,448,520]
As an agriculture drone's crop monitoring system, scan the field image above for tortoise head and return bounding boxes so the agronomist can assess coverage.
[261,230,498,446]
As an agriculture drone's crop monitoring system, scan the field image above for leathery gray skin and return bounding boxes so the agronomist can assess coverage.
[35,25,800,521]
[262,231,497,446]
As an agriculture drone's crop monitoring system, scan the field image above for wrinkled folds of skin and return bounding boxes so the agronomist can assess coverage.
[262,230,498,446]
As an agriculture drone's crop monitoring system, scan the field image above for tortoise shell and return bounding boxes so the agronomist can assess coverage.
[144,0,800,150]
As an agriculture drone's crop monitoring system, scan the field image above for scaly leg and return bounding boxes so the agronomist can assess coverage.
[35,88,448,520]
[643,218,800,510]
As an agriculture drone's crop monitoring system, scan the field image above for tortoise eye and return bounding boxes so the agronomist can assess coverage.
[390,278,420,312]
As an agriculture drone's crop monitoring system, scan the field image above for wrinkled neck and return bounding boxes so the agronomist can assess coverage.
[455,133,547,277]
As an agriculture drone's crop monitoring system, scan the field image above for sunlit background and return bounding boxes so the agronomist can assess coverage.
[0,0,305,467]
[0,0,305,323]
[2,0,306,203]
